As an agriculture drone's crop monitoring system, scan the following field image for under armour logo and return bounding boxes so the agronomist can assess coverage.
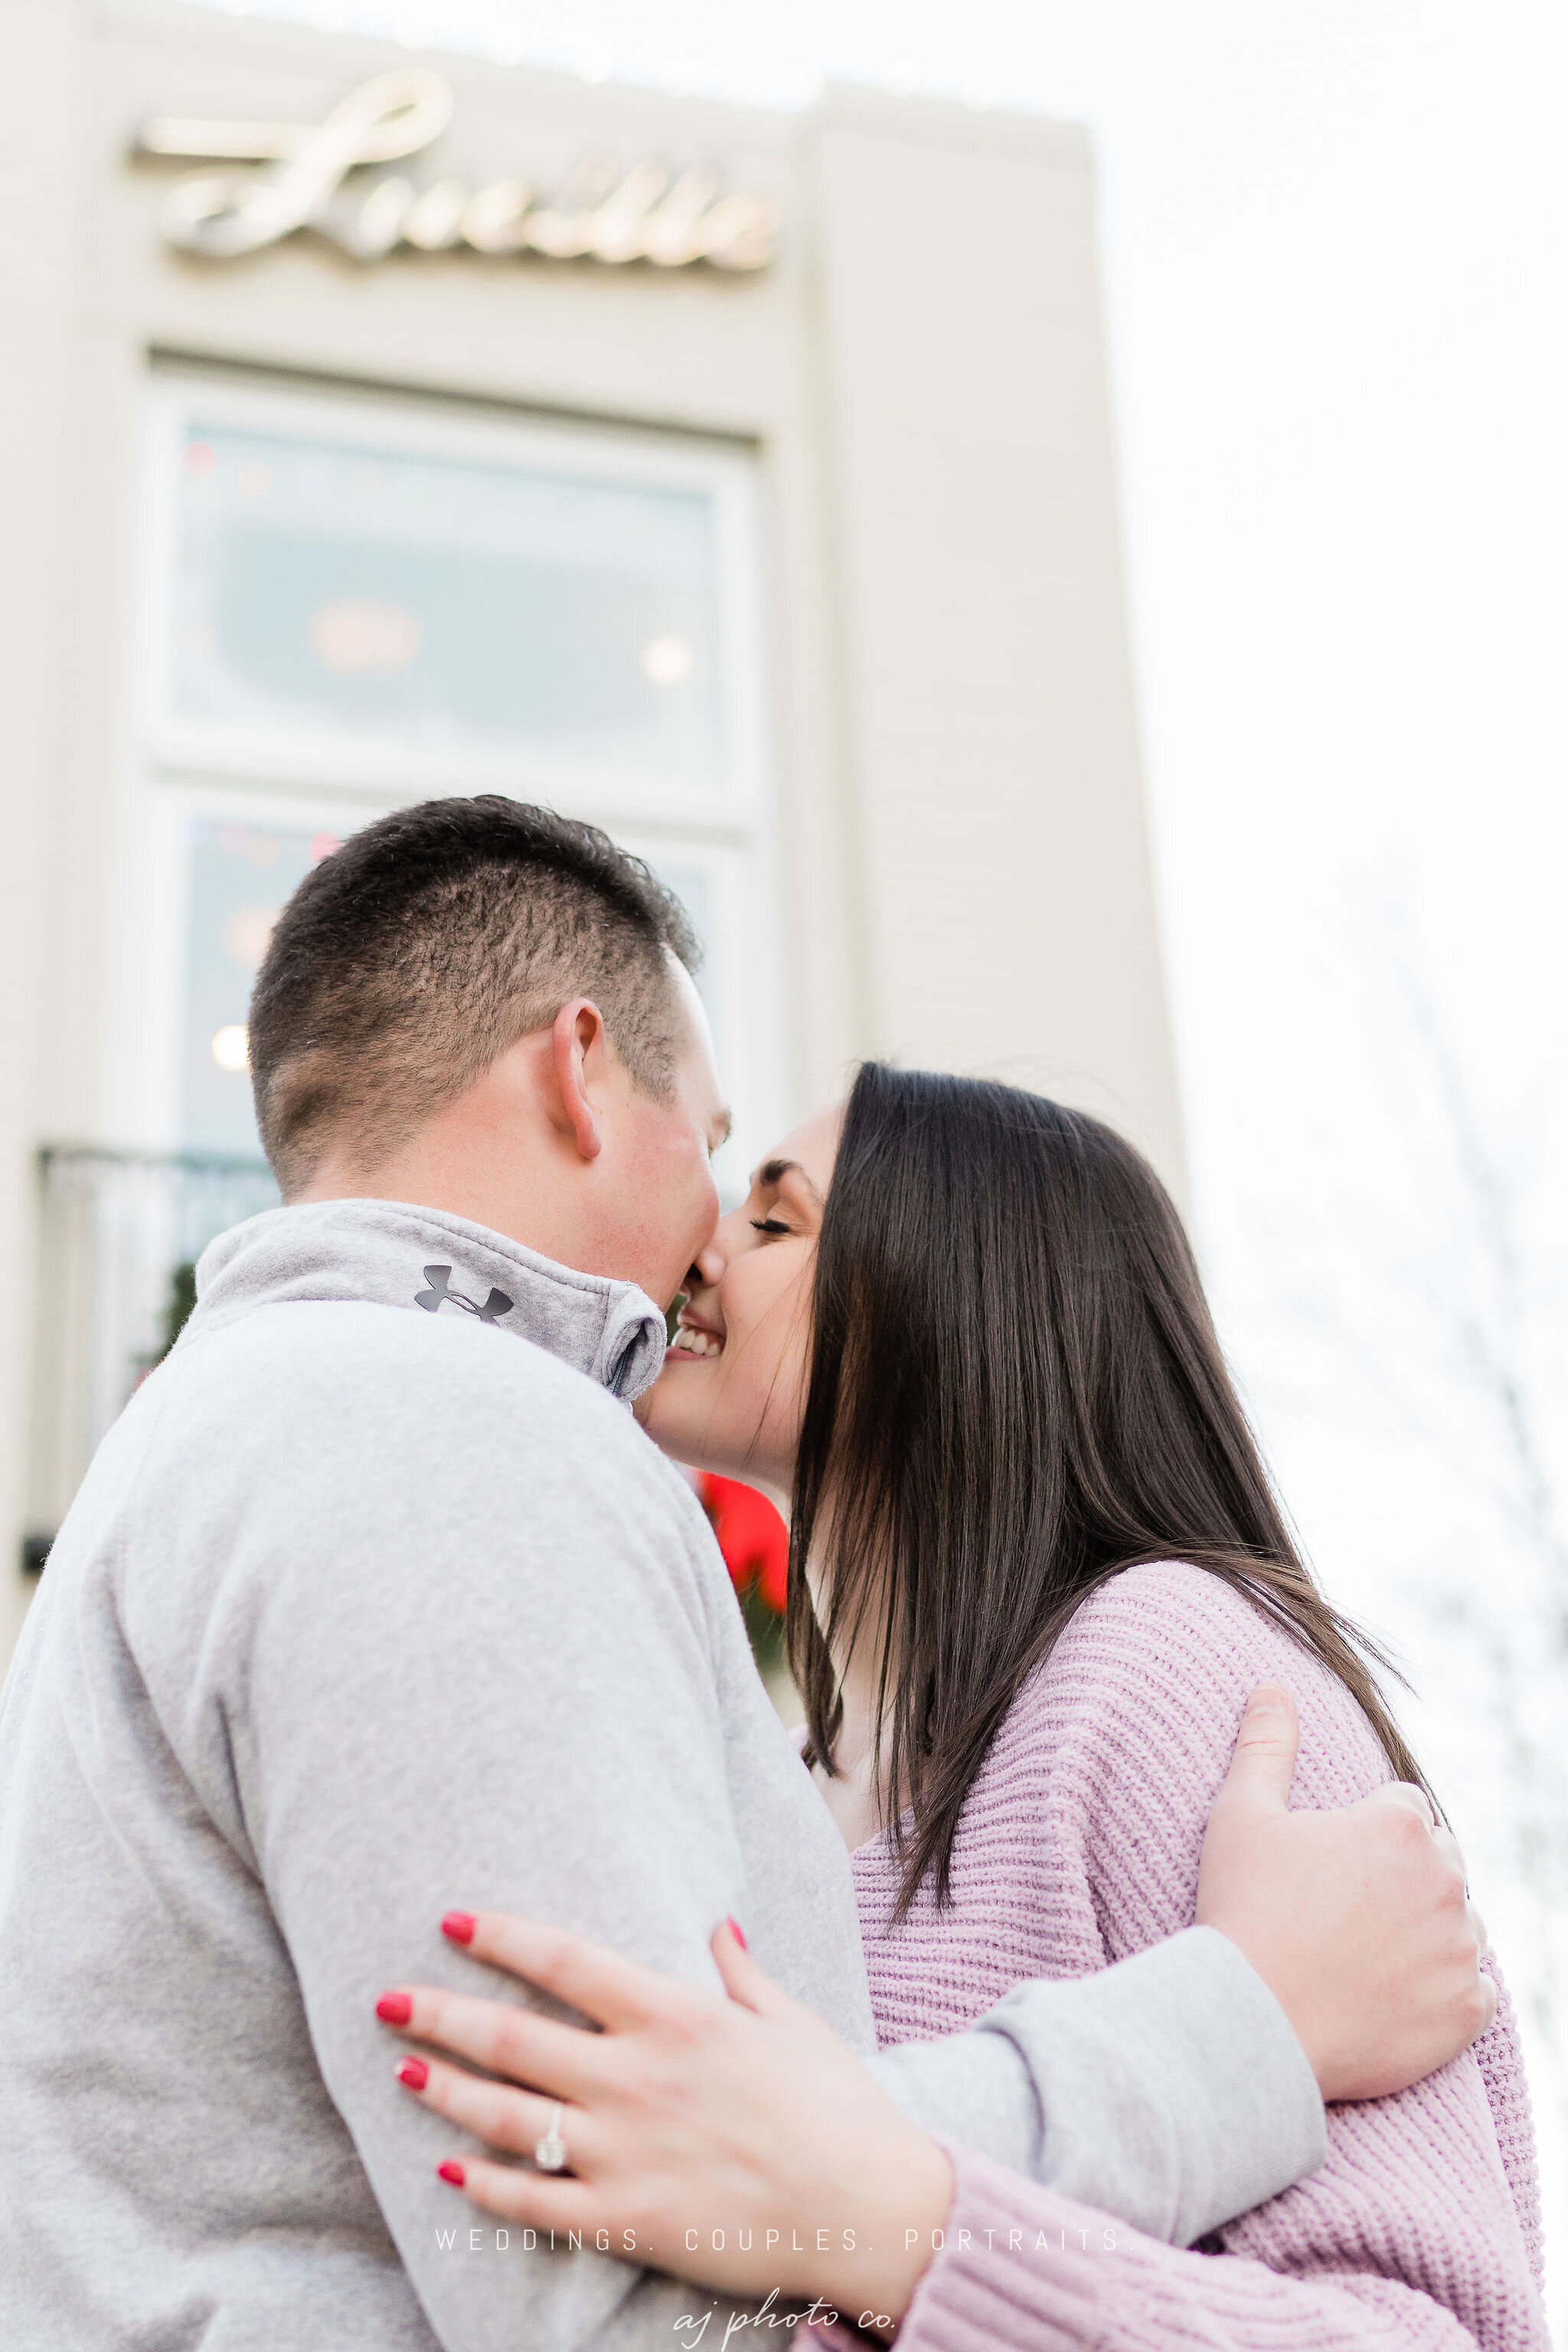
[413,1265,514,1325]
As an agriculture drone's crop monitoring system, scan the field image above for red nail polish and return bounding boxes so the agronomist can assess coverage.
[397,2056,429,2090]
[727,1915,748,1950]
[376,1992,413,2025]
[441,1911,476,1945]
[437,2160,466,2187]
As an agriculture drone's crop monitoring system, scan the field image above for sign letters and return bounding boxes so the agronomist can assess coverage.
[136,68,776,273]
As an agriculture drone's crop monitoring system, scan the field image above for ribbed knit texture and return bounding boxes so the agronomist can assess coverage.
[856,1561,1548,2352]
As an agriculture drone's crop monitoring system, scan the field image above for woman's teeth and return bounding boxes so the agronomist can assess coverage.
[671,1326,724,1357]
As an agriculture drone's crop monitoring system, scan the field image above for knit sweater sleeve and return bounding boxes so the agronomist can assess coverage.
[891,1561,1548,2352]
[889,2143,1504,2352]
[1473,1955,1545,2290]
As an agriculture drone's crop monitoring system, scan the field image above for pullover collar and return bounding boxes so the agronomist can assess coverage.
[185,1198,669,1403]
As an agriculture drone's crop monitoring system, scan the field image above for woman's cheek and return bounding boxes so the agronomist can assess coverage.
[756,1341,809,1468]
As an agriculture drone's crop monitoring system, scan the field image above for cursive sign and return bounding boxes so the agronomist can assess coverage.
[136,68,776,272]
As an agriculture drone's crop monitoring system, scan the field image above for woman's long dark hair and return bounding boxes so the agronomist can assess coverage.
[786,1063,1425,1919]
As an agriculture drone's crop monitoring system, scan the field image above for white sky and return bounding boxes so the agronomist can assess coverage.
[190,0,1568,2318]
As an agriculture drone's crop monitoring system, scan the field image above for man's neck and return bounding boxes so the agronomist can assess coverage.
[292,1161,581,1276]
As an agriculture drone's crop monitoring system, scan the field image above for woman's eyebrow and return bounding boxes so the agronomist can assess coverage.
[755,1157,825,1207]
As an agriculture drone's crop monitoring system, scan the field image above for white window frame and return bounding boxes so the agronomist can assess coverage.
[116,371,787,1200]
[134,373,770,832]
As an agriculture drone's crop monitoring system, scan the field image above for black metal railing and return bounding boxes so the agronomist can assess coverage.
[24,1145,278,1571]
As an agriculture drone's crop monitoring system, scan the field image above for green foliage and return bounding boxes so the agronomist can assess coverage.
[159,1261,199,1361]
[737,1571,786,1678]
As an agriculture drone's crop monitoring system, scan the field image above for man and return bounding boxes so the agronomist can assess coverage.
[0,798,1486,2350]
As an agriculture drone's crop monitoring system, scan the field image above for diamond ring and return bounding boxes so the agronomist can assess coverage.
[534,2103,568,2173]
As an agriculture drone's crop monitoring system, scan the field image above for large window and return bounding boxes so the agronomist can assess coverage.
[129,372,782,1194]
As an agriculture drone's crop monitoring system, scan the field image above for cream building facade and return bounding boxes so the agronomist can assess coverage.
[0,0,1181,1663]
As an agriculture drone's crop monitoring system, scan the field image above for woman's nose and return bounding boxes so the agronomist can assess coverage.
[687,1237,727,1292]
[688,1202,750,1292]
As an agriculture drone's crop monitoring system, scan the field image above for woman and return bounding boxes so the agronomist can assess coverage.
[379,1067,1545,2348]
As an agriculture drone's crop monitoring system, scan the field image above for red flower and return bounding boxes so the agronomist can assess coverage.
[699,1474,789,1617]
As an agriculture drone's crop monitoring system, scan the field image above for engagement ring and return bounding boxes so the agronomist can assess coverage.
[534,2104,568,2172]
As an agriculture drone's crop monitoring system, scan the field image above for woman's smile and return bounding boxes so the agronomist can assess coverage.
[639,1101,839,1491]
[667,1310,726,1361]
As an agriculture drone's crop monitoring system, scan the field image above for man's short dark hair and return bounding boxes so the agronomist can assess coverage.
[248,796,701,1197]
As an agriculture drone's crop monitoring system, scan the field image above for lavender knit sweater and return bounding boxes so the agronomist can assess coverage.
[857,1561,1547,2352]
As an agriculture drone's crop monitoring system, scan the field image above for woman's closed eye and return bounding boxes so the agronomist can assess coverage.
[750,1217,792,1237]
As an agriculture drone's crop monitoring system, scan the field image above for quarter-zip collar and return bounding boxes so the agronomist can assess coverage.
[186,1197,668,1402]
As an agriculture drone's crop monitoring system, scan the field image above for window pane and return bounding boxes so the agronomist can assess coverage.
[181,818,338,1155]
[174,423,727,776]
[651,854,727,1072]
[649,858,717,1025]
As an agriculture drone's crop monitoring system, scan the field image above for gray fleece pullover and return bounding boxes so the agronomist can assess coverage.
[0,1200,1324,2350]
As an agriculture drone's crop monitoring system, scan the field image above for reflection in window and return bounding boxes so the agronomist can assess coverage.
[181,819,338,1155]
[175,426,725,775]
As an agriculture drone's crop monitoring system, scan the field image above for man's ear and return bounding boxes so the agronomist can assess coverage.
[550,999,608,1163]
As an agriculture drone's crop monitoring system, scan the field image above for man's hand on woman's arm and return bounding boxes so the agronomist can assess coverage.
[870,1680,1491,2246]
[1195,1682,1493,2100]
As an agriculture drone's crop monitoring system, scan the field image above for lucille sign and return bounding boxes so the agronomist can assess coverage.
[136,68,776,272]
